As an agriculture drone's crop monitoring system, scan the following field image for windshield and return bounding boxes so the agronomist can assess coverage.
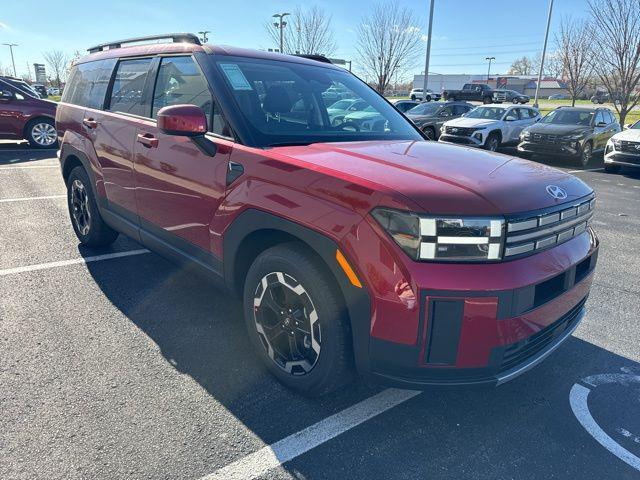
[216,57,421,147]
[465,106,506,120]
[540,109,594,126]
[629,120,640,129]
[406,103,440,116]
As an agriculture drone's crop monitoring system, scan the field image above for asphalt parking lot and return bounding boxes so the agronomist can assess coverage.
[1,141,639,480]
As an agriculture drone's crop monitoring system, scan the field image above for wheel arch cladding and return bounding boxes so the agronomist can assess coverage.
[223,209,373,373]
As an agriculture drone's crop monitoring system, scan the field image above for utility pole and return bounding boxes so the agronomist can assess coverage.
[198,31,211,43]
[2,43,18,77]
[273,12,290,53]
[422,0,435,96]
[485,56,495,84]
[534,0,554,108]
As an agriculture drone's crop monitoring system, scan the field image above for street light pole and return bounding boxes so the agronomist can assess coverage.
[272,13,290,53]
[2,43,18,77]
[485,56,495,84]
[534,0,554,108]
[422,0,435,96]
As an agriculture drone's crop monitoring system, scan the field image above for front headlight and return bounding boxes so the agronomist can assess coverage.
[611,138,621,150]
[372,208,504,262]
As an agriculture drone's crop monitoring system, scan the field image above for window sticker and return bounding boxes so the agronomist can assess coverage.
[219,63,252,91]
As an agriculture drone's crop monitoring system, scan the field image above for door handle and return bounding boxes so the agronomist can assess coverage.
[82,118,98,129]
[137,133,158,148]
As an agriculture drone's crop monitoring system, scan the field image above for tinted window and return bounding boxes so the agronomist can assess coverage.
[63,59,116,109]
[595,111,605,125]
[407,103,440,116]
[517,108,536,119]
[606,111,616,124]
[152,56,213,124]
[108,58,153,116]
[465,106,505,120]
[216,58,420,147]
[440,105,454,116]
[453,105,469,116]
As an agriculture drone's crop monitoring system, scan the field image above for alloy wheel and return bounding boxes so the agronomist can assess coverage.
[487,137,499,151]
[252,272,321,375]
[581,143,592,166]
[31,122,57,146]
[70,179,91,236]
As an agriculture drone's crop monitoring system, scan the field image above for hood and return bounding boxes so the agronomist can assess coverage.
[526,122,592,136]
[444,117,500,129]
[269,141,592,216]
[612,128,640,141]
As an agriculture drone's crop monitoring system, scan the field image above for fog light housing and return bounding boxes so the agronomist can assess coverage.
[474,132,483,141]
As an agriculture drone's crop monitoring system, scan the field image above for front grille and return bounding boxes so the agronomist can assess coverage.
[504,195,595,258]
[494,92,508,101]
[499,297,586,372]
[445,126,475,136]
[531,133,566,143]
[619,140,640,154]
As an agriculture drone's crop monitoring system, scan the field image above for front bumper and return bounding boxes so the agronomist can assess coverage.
[518,140,582,157]
[439,133,483,147]
[345,221,599,389]
[604,149,640,168]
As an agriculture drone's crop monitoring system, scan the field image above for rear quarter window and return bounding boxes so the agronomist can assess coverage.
[62,59,116,109]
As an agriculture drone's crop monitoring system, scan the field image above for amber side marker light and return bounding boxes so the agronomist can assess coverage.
[336,249,362,288]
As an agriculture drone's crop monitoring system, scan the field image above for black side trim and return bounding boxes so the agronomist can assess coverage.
[226,161,244,186]
[223,209,372,373]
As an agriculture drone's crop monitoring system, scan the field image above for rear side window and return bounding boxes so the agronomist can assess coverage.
[108,58,153,116]
[152,56,212,121]
[62,59,116,109]
[452,105,468,116]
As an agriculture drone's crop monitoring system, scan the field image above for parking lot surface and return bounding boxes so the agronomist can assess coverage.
[1,141,639,479]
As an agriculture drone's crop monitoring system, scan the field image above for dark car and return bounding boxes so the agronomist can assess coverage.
[0,78,58,147]
[405,101,474,139]
[518,107,620,166]
[32,84,48,98]
[0,76,43,99]
[393,99,420,113]
[56,33,598,396]
[493,89,530,104]
[443,83,494,103]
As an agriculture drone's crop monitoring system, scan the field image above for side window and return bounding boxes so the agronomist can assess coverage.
[594,111,605,125]
[606,111,616,124]
[441,106,454,116]
[62,59,115,109]
[108,58,153,117]
[152,56,213,124]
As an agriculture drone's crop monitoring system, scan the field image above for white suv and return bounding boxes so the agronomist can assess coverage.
[439,104,540,151]
[409,88,441,102]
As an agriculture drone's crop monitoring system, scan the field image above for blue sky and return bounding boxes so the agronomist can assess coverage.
[0,0,590,80]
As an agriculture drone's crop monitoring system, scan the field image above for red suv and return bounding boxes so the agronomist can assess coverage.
[56,34,599,396]
[0,77,58,148]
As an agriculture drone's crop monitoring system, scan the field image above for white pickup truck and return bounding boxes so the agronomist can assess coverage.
[438,104,541,151]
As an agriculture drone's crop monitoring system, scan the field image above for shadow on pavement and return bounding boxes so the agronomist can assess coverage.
[0,142,57,165]
[82,247,640,479]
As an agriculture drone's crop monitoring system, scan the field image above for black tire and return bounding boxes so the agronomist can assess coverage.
[25,117,58,149]
[483,96,492,104]
[425,95,431,102]
[410,95,416,101]
[422,126,436,140]
[578,141,593,167]
[604,163,621,174]
[243,243,354,396]
[485,132,501,152]
[66,166,118,247]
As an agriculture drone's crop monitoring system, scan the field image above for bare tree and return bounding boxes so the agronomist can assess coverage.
[588,0,640,126]
[534,51,564,79]
[508,56,534,75]
[555,17,593,106]
[356,2,423,94]
[265,6,337,56]
[42,50,69,88]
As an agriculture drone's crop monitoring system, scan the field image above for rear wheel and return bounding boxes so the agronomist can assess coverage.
[425,95,431,102]
[26,118,57,148]
[243,244,354,396]
[66,166,118,247]
[410,95,416,101]
[483,96,492,104]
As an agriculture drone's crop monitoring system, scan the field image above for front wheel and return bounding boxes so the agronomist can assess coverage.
[578,142,593,166]
[243,244,354,396]
[410,95,416,101]
[485,133,501,152]
[425,95,431,102]
[483,96,492,104]
[66,167,118,247]
[422,126,436,140]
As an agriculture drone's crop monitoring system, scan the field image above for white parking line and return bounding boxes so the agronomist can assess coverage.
[0,165,59,170]
[0,249,150,276]
[567,168,604,174]
[0,194,66,203]
[201,388,421,480]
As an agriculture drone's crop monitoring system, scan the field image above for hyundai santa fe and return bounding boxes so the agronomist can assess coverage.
[56,33,599,396]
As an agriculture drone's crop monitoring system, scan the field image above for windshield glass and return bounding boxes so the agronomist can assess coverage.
[215,57,421,147]
[541,109,594,126]
[465,106,506,120]
[406,103,440,116]
[629,120,640,129]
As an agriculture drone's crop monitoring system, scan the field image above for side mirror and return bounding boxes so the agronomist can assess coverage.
[157,104,208,137]
[596,121,607,127]
[0,90,14,101]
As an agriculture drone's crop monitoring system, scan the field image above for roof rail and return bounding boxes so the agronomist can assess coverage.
[294,54,332,64]
[87,33,201,53]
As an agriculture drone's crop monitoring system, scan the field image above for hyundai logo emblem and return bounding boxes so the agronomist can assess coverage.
[546,185,567,200]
